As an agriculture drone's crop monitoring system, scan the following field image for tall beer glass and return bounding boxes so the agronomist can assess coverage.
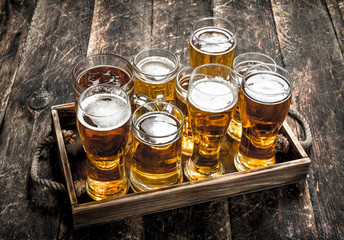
[130,102,184,192]
[133,48,179,103]
[227,52,276,141]
[72,54,134,103]
[184,64,238,181]
[77,84,131,200]
[189,17,236,68]
[174,66,194,156]
[234,64,292,171]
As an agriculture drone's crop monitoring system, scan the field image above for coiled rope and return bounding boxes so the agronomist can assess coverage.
[30,130,86,196]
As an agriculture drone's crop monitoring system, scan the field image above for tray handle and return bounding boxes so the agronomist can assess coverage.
[30,130,86,196]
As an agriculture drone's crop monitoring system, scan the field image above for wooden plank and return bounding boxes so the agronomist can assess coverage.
[213,0,319,239]
[214,0,282,61]
[0,0,94,239]
[151,0,214,65]
[272,0,344,238]
[51,106,78,205]
[325,0,344,53]
[143,200,231,240]
[0,0,37,126]
[87,0,153,59]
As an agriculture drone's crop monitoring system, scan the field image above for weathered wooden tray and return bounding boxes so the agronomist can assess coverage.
[51,102,310,228]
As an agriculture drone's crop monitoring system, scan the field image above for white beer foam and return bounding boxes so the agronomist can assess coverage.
[78,93,130,131]
[188,77,237,113]
[137,112,180,145]
[244,73,290,103]
[137,56,175,82]
[193,27,235,54]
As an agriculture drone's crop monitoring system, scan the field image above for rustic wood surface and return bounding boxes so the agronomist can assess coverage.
[0,0,343,239]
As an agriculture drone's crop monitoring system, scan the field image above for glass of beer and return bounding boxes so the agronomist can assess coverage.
[130,102,184,192]
[184,64,238,181]
[227,52,276,141]
[174,66,194,156]
[72,54,134,103]
[234,64,292,171]
[76,84,131,200]
[133,48,179,103]
[189,17,236,67]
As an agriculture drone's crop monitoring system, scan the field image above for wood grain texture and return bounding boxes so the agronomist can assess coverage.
[151,0,213,65]
[51,106,78,205]
[272,0,344,238]
[0,0,94,239]
[87,0,153,59]
[0,0,37,125]
[214,0,282,61]
[325,0,344,53]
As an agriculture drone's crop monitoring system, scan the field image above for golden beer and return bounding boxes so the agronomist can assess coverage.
[174,66,194,156]
[77,84,131,200]
[189,17,236,67]
[130,102,184,192]
[227,52,276,141]
[184,64,238,181]
[133,49,179,103]
[234,64,292,171]
[72,54,134,103]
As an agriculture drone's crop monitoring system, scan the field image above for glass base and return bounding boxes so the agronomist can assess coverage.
[234,153,276,171]
[234,154,249,172]
[86,177,129,201]
[184,158,224,181]
[129,172,183,193]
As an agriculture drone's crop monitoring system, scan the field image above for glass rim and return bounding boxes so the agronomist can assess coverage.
[77,83,130,118]
[176,66,194,95]
[233,52,276,73]
[72,53,134,91]
[132,101,184,139]
[133,48,179,78]
[190,63,238,97]
[242,63,293,100]
[192,16,237,44]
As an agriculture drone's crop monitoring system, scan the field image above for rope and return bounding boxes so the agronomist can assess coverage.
[288,106,312,149]
[275,106,312,153]
[30,130,86,196]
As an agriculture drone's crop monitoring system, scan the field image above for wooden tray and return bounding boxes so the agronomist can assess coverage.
[51,102,310,228]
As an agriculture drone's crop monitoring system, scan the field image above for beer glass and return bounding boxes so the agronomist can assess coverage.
[234,64,292,171]
[184,64,238,181]
[189,17,236,68]
[174,66,194,156]
[72,54,134,103]
[133,48,179,103]
[130,102,184,192]
[76,84,131,200]
[227,52,276,141]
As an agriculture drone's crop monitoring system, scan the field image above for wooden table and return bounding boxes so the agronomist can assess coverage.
[1,0,343,239]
